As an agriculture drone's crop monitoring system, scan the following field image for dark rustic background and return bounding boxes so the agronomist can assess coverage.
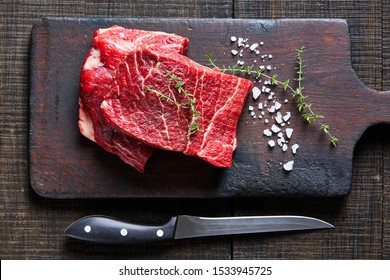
[1,0,389,259]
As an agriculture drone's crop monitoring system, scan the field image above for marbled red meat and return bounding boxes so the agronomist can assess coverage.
[79,25,189,172]
[101,48,253,167]
[80,25,252,171]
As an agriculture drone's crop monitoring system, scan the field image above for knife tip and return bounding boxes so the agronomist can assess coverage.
[318,219,334,229]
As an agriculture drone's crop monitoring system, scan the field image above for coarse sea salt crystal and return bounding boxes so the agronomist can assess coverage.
[271,124,281,133]
[258,103,263,110]
[237,37,244,47]
[286,128,293,139]
[248,105,254,111]
[268,140,275,147]
[249,43,259,52]
[283,160,294,171]
[263,129,272,137]
[282,143,288,152]
[275,112,283,124]
[230,36,237,42]
[252,87,261,100]
[274,101,282,110]
[292,143,300,154]
[231,49,238,56]
[283,112,291,122]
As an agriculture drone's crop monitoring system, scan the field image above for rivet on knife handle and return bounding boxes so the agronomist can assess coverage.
[65,215,178,244]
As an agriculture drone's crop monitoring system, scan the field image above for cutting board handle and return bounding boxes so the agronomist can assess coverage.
[365,88,390,126]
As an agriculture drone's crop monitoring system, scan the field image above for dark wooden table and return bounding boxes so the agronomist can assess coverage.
[1,0,389,259]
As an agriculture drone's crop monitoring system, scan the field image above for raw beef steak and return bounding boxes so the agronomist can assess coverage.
[79,26,189,172]
[101,48,253,167]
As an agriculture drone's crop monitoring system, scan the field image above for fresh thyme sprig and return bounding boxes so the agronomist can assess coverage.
[294,47,339,147]
[145,71,201,135]
[145,86,180,105]
[207,47,338,147]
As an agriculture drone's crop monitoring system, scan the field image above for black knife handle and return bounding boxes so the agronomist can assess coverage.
[65,215,178,244]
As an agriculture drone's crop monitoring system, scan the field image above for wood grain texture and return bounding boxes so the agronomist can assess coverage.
[232,126,385,259]
[85,0,233,18]
[0,0,389,260]
[232,0,389,260]
[234,0,383,90]
[383,0,390,91]
[0,0,84,259]
[383,0,390,260]
[0,0,232,260]
[383,127,390,259]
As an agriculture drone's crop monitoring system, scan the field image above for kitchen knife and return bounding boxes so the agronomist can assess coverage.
[65,215,334,244]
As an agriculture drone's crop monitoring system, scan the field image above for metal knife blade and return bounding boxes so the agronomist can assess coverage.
[65,215,333,244]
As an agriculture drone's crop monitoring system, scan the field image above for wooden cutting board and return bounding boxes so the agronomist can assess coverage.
[29,18,390,198]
